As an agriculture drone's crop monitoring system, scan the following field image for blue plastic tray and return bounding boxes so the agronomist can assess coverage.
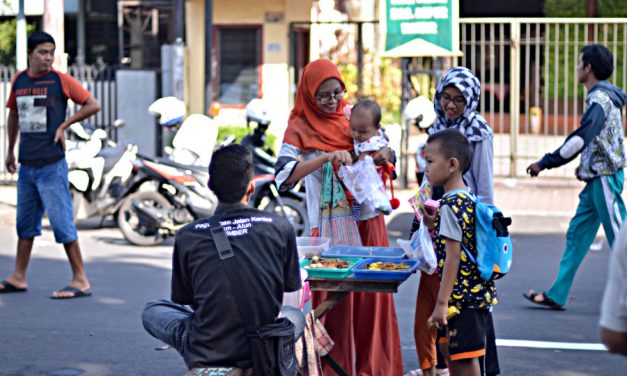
[322,246,407,259]
[352,258,419,281]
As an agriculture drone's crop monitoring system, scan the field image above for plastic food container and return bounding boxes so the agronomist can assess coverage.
[352,258,420,281]
[300,257,362,279]
[296,237,331,259]
[322,246,406,259]
[282,268,309,310]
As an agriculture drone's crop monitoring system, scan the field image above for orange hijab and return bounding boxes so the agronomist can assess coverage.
[283,59,353,152]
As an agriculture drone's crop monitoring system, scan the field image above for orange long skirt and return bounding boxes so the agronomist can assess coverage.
[312,215,403,376]
[413,271,439,370]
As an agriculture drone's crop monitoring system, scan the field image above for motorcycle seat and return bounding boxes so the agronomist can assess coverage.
[97,146,127,175]
[157,158,208,175]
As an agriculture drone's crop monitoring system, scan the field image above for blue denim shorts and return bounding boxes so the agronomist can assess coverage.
[17,158,78,244]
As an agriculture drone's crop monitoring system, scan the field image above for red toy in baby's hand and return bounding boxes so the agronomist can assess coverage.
[390,197,400,210]
[383,163,400,210]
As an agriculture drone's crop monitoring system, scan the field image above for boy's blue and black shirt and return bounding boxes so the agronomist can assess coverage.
[434,190,498,310]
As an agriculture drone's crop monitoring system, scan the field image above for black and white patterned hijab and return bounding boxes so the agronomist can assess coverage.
[430,67,492,142]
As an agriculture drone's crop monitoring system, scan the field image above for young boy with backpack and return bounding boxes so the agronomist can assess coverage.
[406,67,500,376]
[421,128,498,376]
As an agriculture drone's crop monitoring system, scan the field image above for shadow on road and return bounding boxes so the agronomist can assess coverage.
[0,254,185,375]
[41,216,118,231]
[386,212,414,240]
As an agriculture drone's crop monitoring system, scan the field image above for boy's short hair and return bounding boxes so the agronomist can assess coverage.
[208,144,253,203]
[581,44,613,81]
[28,31,55,51]
[351,99,382,128]
[427,128,472,173]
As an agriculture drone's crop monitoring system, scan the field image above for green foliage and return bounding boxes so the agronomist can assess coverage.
[0,19,35,65]
[543,0,587,17]
[598,0,627,17]
[543,1,626,100]
[369,58,402,125]
[544,23,626,101]
[337,57,402,125]
[216,125,277,154]
[337,63,358,98]
[545,24,584,101]
[545,0,627,17]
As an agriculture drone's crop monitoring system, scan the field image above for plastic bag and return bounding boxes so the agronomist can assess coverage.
[397,218,437,274]
[282,267,310,311]
[338,156,392,215]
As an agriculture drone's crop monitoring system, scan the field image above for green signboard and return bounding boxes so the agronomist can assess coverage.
[381,0,460,57]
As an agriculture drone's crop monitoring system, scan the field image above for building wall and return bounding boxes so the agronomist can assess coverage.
[186,0,206,115]
[214,0,283,23]
[214,0,288,127]
[185,0,311,132]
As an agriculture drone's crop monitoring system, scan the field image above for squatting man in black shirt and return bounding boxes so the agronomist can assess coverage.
[141,144,304,370]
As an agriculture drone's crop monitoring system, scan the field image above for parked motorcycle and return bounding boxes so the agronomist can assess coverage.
[117,156,217,246]
[66,120,140,223]
[148,96,219,167]
[403,96,436,185]
[116,97,234,246]
[242,99,309,236]
[117,98,309,245]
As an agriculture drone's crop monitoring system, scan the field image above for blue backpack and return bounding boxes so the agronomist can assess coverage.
[459,191,513,281]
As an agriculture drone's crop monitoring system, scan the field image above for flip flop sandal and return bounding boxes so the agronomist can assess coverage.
[50,286,92,300]
[0,280,27,293]
[523,290,565,310]
[403,370,423,376]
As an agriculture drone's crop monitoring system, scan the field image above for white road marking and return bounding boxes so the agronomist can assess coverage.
[403,339,607,352]
[495,339,606,351]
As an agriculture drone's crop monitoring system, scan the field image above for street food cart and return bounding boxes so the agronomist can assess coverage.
[301,245,420,376]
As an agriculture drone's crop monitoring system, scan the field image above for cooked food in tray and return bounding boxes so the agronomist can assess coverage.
[306,256,351,269]
[366,261,411,271]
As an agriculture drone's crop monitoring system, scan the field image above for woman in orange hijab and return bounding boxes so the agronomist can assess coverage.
[276,59,403,376]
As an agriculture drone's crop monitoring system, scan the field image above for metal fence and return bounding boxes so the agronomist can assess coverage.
[457,18,627,178]
[0,64,117,181]
[2,19,626,181]
[0,65,16,182]
[296,18,627,180]
[67,64,118,137]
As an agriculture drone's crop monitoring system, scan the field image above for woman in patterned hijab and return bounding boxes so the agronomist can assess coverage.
[430,66,494,203]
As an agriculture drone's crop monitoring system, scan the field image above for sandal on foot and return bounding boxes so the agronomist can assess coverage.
[404,370,423,376]
[523,290,564,310]
[0,280,27,293]
[50,286,92,300]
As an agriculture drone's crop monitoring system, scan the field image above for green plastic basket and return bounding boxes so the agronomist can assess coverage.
[300,257,362,279]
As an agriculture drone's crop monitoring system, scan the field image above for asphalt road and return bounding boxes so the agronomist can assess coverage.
[0,209,625,375]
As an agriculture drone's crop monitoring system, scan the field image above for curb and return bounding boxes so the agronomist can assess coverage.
[0,186,17,207]
[0,177,588,218]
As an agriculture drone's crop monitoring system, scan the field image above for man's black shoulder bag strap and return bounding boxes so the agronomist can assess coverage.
[208,215,296,376]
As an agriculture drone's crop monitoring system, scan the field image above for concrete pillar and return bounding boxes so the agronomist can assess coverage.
[43,0,67,72]
[186,0,205,114]
[130,12,144,68]
[174,0,185,41]
[16,0,27,70]
[76,0,85,64]
[173,0,185,101]
[204,0,213,114]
